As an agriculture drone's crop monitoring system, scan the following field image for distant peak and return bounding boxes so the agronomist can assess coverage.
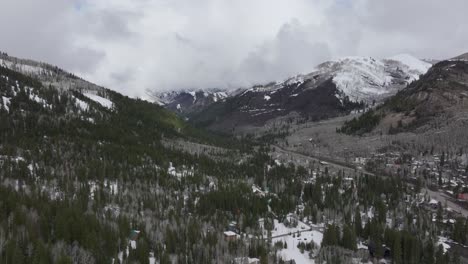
[386,53,431,73]
[451,52,468,61]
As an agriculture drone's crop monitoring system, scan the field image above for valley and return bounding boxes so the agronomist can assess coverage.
[1,52,468,264]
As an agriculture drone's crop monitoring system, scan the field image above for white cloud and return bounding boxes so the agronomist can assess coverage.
[1,0,467,97]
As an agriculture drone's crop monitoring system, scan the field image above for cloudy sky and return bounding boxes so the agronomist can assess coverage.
[1,0,467,97]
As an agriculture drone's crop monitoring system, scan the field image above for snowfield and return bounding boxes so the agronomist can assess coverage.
[83,92,113,109]
[261,215,324,264]
[246,54,431,105]
[324,55,430,102]
[388,54,432,78]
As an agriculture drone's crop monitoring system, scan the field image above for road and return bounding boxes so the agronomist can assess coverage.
[425,188,468,217]
[272,144,468,218]
[271,144,375,176]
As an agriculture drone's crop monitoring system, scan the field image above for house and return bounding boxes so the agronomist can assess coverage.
[224,231,238,241]
[252,185,266,197]
[428,199,439,210]
[129,230,140,249]
[129,230,140,241]
[458,193,468,201]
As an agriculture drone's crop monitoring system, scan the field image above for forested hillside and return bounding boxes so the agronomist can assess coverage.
[338,59,468,136]
[1,57,466,264]
[0,64,269,263]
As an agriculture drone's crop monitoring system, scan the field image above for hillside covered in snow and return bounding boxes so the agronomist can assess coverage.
[188,54,431,131]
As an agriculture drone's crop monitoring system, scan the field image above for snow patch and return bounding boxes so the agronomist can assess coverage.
[83,93,113,109]
[75,97,89,111]
[437,236,451,253]
[388,54,431,75]
[189,91,197,102]
[2,96,10,112]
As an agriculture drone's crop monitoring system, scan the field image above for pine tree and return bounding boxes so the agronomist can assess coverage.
[341,225,357,251]
[392,232,403,264]
[354,211,362,238]
[440,152,445,167]
[422,239,434,264]
[435,244,446,264]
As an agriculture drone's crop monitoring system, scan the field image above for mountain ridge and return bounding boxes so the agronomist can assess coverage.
[338,56,468,135]
[184,54,431,132]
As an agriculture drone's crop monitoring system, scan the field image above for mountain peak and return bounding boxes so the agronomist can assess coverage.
[386,54,431,73]
[451,52,468,61]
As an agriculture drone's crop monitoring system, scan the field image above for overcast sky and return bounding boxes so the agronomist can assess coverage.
[1,0,467,97]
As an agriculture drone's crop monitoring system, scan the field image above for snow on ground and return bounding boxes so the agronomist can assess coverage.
[2,96,10,112]
[234,257,261,264]
[263,215,323,264]
[437,236,451,253]
[331,57,392,102]
[284,75,305,86]
[83,92,113,109]
[104,179,118,194]
[28,91,52,109]
[388,54,431,77]
[214,91,227,102]
[304,55,432,103]
[189,91,197,102]
[75,97,89,111]
[366,207,374,219]
[0,59,50,75]
[358,241,367,250]
[270,218,311,237]
[273,232,316,264]
[0,155,25,163]
[167,162,193,179]
[264,95,271,101]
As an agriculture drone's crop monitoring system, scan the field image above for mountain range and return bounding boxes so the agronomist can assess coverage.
[152,54,431,131]
[339,55,468,136]
[2,49,468,264]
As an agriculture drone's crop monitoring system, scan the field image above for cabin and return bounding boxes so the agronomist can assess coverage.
[129,230,140,241]
[224,231,238,241]
[129,230,140,249]
[428,199,439,210]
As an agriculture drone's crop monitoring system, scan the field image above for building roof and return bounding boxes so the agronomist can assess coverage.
[224,231,237,236]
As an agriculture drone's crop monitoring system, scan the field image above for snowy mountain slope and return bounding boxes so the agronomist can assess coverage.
[0,52,117,110]
[229,54,430,104]
[189,54,431,131]
[387,54,432,76]
[452,52,468,61]
[0,52,104,93]
[150,88,229,115]
[311,54,431,102]
[339,56,468,135]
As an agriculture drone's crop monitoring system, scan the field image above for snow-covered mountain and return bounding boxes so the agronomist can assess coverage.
[340,54,468,135]
[452,52,468,61]
[188,54,431,131]
[0,52,106,93]
[294,54,431,103]
[151,88,229,115]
